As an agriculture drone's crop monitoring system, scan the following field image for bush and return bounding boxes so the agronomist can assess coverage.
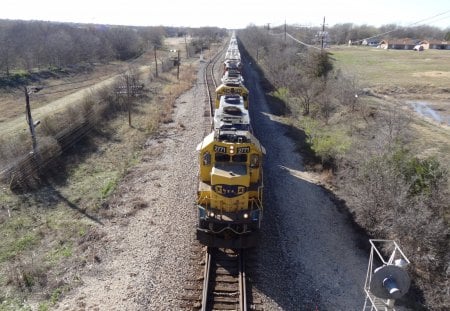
[301,117,351,164]
[350,148,449,310]
[390,148,446,196]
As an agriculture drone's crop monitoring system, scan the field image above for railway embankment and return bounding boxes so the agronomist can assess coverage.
[0,48,200,310]
[238,27,449,310]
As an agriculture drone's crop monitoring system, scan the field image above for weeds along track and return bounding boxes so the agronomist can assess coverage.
[0,52,175,190]
[0,54,184,190]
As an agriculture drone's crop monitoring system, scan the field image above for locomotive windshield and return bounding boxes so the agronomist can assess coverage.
[215,153,230,162]
[232,154,247,162]
[215,153,247,163]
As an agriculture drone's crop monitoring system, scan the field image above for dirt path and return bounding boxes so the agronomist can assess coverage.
[0,63,152,137]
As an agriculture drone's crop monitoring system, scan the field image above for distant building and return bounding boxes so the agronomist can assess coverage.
[378,38,419,50]
[378,39,449,50]
[362,39,380,46]
[428,40,450,50]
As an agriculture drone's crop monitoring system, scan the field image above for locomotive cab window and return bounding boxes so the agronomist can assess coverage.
[232,154,247,163]
[250,154,260,168]
[203,152,211,165]
[215,153,230,162]
[215,153,247,163]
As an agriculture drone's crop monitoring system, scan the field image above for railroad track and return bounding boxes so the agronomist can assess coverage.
[181,245,263,311]
[202,43,225,135]
[201,247,247,310]
[180,40,263,311]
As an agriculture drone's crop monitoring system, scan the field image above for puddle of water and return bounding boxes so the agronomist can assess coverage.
[409,101,450,125]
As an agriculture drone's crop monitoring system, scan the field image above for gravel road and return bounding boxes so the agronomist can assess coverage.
[55,52,372,311]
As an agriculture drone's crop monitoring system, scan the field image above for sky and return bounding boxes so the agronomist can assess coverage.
[1,0,449,29]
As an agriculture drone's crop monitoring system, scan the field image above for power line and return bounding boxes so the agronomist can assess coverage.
[268,27,322,50]
[407,9,450,27]
[286,33,321,51]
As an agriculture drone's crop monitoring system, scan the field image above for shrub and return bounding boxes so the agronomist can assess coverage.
[351,148,449,310]
[300,117,351,164]
[390,148,447,196]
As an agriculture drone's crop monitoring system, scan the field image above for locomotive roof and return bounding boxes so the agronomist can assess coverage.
[196,131,265,154]
[215,83,248,93]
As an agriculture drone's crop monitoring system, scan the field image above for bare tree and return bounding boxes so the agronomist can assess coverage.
[0,23,16,75]
[376,105,412,150]
[47,30,75,68]
[107,27,142,61]
[315,81,337,123]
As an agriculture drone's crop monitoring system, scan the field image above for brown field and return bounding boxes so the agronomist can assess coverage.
[0,37,192,136]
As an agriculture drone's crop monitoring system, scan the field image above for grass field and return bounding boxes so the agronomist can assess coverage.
[331,46,450,90]
[331,46,450,170]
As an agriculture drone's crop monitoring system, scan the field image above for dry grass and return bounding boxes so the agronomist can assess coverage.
[410,119,450,170]
[0,54,199,309]
[330,47,450,310]
[242,35,449,310]
[331,47,450,91]
[158,65,197,124]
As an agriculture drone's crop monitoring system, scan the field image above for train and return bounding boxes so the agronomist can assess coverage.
[196,33,265,249]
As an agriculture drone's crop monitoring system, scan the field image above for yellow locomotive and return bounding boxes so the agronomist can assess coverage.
[215,84,249,109]
[196,129,265,248]
[196,32,263,248]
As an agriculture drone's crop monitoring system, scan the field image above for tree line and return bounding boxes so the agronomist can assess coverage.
[0,19,226,78]
[238,25,449,311]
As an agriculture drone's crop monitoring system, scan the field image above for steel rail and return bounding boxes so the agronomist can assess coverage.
[239,249,247,311]
[200,248,212,311]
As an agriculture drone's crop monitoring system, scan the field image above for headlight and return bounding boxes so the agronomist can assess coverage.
[243,213,249,219]
[209,211,215,218]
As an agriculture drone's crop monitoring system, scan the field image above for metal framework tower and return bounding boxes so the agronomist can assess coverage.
[363,239,411,311]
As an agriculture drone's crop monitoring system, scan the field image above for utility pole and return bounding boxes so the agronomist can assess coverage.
[321,16,326,50]
[284,19,287,42]
[184,33,189,58]
[125,75,131,126]
[24,86,43,159]
[24,86,38,155]
[154,46,158,77]
[177,50,180,80]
